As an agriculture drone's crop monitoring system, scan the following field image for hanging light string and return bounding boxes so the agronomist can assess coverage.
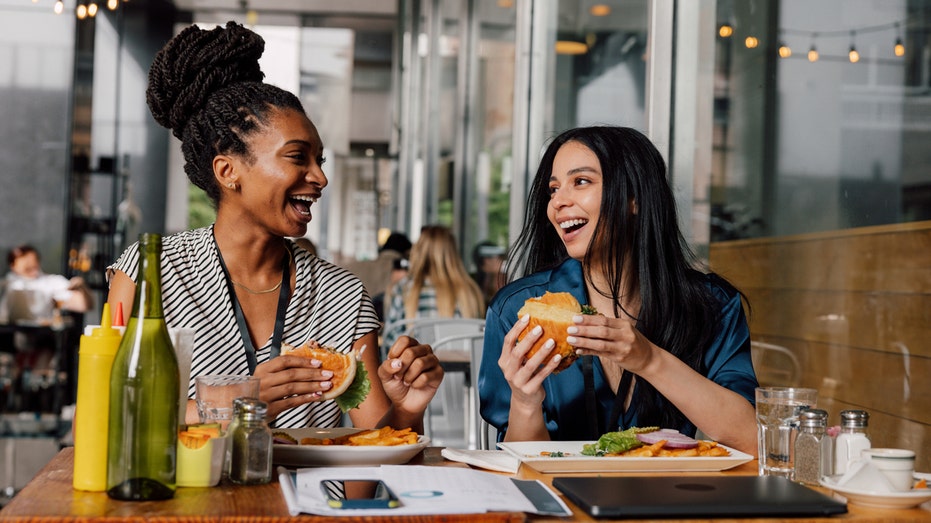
[718,18,914,61]
[36,0,124,19]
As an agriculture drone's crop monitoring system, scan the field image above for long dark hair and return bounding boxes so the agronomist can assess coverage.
[146,21,307,205]
[508,125,737,430]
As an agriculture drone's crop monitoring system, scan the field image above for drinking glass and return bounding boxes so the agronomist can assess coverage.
[195,375,260,430]
[755,386,818,478]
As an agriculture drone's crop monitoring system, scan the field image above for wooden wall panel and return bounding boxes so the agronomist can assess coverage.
[709,221,931,472]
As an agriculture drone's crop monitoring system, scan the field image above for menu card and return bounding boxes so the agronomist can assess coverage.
[278,465,571,517]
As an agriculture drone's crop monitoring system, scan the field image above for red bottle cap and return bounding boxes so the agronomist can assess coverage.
[113,302,125,327]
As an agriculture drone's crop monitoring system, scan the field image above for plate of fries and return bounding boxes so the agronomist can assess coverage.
[272,426,429,467]
[497,440,752,473]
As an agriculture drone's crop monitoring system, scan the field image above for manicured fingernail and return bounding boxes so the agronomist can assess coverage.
[391,359,403,369]
[567,326,579,334]
[521,314,530,323]
[320,381,332,389]
[575,349,583,355]
[310,359,322,367]
[532,325,543,335]
[321,370,333,378]
[552,354,562,363]
[543,339,555,349]
[567,336,578,344]
[310,391,322,398]
[572,315,583,323]
[403,381,410,387]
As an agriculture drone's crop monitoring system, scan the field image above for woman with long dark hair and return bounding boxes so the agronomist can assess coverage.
[479,126,758,454]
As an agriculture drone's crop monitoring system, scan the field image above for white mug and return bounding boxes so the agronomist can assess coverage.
[861,448,916,491]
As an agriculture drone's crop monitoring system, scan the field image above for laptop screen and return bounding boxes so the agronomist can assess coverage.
[553,475,847,519]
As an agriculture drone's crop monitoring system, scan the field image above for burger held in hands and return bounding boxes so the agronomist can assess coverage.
[517,291,598,373]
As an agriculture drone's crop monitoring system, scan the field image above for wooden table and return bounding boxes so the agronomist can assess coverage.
[2,447,929,522]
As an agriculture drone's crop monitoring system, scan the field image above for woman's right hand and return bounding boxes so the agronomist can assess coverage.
[252,355,334,419]
[498,314,562,410]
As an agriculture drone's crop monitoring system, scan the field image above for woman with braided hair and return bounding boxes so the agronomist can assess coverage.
[107,22,443,433]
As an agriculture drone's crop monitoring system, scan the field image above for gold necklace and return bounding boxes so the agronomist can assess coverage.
[231,277,282,295]
[230,248,292,295]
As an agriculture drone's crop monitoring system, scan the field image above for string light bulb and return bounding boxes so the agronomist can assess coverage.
[778,41,792,58]
[76,2,88,19]
[108,0,119,10]
[894,23,905,57]
[719,23,734,38]
[54,0,64,14]
[808,44,819,62]
[745,36,759,49]
[848,31,859,63]
[87,2,98,17]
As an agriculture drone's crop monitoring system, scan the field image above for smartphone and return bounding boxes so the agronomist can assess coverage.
[320,479,400,509]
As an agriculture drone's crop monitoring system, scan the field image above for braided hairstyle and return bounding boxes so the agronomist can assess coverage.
[146,21,306,204]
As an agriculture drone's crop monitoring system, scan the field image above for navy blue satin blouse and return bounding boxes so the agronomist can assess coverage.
[478,258,758,441]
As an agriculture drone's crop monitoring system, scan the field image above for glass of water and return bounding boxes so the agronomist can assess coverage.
[755,386,818,478]
[194,375,260,430]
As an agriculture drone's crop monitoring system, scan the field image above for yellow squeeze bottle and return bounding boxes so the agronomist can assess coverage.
[73,303,123,491]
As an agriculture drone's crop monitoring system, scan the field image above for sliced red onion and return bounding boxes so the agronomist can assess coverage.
[635,429,699,449]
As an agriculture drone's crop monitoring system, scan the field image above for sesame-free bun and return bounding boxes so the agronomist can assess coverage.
[517,291,582,373]
[281,341,357,400]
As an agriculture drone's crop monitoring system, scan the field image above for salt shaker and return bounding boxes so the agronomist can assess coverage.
[834,409,870,475]
[228,397,273,485]
[793,408,832,485]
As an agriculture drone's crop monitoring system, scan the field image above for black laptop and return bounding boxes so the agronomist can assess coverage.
[552,475,847,519]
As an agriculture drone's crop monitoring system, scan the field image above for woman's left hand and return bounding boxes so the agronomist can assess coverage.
[567,314,658,373]
[377,335,444,415]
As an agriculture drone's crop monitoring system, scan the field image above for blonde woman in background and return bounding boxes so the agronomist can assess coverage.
[384,225,485,347]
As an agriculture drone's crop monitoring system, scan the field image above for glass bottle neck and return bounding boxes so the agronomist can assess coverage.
[135,233,164,318]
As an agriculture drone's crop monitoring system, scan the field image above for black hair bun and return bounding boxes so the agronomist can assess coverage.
[146,21,265,138]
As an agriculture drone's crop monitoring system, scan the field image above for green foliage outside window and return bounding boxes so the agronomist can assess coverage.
[188,185,216,229]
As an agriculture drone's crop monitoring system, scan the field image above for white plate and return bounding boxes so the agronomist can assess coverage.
[820,473,931,510]
[497,440,752,473]
[272,427,429,467]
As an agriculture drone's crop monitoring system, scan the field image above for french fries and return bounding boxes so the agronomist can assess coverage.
[609,439,730,458]
[299,426,419,446]
[540,439,730,458]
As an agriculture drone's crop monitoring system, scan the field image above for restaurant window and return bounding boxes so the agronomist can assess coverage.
[0,3,74,272]
[712,0,931,240]
[394,0,520,257]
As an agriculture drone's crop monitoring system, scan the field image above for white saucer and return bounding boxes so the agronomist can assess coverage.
[820,472,931,510]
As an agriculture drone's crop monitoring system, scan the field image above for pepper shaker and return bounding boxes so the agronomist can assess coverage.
[228,397,273,485]
[794,408,832,485]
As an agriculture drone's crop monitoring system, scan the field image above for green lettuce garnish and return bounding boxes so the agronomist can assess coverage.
[581,426,659,456]
[334,362,371,413]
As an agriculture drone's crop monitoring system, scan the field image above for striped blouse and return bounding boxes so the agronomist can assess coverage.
[109,226,380,429]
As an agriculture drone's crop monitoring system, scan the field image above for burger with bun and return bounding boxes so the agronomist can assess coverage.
[517,291,598,373]
[280,340,371,412]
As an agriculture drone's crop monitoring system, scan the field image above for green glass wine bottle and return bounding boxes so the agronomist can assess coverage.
[106,233,180,501]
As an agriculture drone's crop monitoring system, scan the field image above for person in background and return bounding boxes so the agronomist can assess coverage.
[479,126,758,455]
[470,241,506,306]
[383,225,485,347]
[107,21,442,433]
[1,244,93,320]
[0,245,93,406]
[342,232,412,320]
